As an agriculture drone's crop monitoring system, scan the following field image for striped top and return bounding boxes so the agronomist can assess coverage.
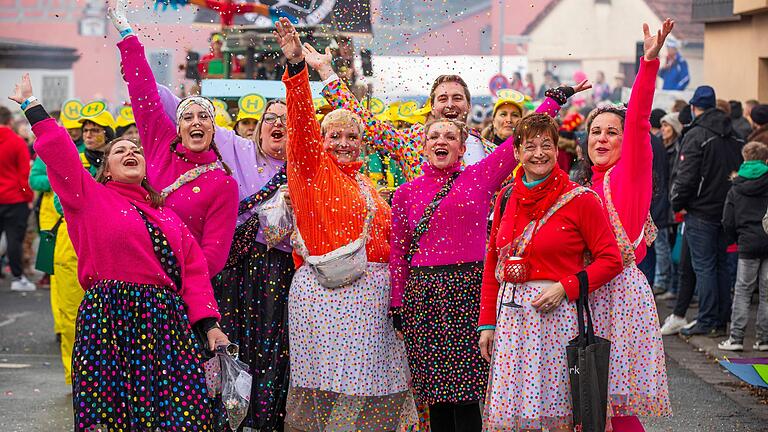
[284,65,391,266]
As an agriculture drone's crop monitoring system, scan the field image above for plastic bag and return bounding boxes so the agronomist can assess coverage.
[220,353,252,430]
[257,187,293,249]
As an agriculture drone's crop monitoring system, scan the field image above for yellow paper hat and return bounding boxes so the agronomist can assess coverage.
[413,99,432,116]
[212,99,233,129]
[397,101,426,124]
[60,99,83,129]
[493,89,527,116]
[235,93,266,123]
[115,105,136,128]
[79,101,115,130]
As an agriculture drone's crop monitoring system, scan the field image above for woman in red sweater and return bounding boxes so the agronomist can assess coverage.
[478,113,622,431]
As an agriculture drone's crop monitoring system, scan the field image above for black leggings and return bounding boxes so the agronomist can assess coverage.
[429,401,483,432]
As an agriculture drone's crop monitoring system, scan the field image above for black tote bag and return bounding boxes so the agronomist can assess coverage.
[566,270,611,432]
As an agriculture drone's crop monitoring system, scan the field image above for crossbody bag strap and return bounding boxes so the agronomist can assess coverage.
[237,165,287,216]
[50,215,64,233]
[292,173,378,259]
[132,205,183,290]
[405,171,461,264]
[161,161,223,198]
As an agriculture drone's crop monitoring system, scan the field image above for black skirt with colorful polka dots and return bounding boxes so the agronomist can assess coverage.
[72,280,213,431]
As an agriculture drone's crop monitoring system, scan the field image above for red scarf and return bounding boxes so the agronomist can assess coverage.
[511,165,570,220]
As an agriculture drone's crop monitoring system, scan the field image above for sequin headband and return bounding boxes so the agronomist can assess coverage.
[175,96,215,124]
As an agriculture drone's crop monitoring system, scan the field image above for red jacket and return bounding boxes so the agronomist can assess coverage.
[0,126,33,204]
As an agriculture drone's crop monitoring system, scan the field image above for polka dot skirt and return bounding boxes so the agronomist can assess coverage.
[72,280,212,431]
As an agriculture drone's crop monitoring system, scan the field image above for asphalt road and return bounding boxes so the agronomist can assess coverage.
[1,279,766,432]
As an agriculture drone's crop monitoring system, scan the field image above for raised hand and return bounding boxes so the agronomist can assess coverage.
[572,79,593,94]
[302,43,334,79]
[643,19,674,61]
[8,73,33,104]
[274,17,303,65]
[107,0,132,33]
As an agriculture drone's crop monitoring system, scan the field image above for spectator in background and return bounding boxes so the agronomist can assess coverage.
[650,108,666,137]
[748,104,768,145]
[730,100,754,140]
[655,112,683,299]
[671,99,688,113]
[719,142,768,352]
[671,85,745,337]
[524,72,536,98]
[610,72,625,102]
[197,33,242,78]
[659,39,690,90]
[537,70,558,99]
[716,99,731,117]
[0,106,36,291]
[638,131,670,288]
[592,70,611,104]
[745,99,760,125]
[510,71,524,92]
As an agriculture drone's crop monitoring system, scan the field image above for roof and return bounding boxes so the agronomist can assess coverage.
[523,0,704,42]
[0,38,80,69]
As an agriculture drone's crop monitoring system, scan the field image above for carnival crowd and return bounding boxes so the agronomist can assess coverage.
[2,2,768,431]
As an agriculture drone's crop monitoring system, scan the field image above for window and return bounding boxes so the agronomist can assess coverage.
[148,51,172,86]
[42,76,69,109]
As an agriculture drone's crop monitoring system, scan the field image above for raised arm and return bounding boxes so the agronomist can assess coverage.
[389,185,413,308]
[11,75,97,214]
[609,20,670,239]
[109,3,177,164]
[304,43,424,181]
[276,18,326,179]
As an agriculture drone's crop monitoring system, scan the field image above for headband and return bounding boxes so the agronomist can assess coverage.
[176,96,216,124]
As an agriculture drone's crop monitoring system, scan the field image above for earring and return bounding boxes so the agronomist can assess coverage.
[106,175,112,181]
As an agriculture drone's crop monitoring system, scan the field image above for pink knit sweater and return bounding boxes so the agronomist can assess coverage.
[32,118,220,324]
[118,35,238,276]
[590,57,660,263]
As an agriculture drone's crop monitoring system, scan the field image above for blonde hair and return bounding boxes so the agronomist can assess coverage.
[96,137,164,208]
[320,109,364,136]
[424,118,469,143]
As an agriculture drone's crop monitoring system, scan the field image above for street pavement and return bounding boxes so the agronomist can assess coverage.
[1,277,767,431]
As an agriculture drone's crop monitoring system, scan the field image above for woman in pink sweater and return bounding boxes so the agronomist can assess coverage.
[109,4,238,277]
[11,74,228,431]
[578,20,675,421]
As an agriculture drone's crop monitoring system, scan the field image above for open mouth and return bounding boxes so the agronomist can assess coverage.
[334,150,354,159]
[271,129,285,139]
[442,111,459,120]
[595,147,609,155]
[434,148,449,158]
[123,157,139,167]
[190,130,205,139]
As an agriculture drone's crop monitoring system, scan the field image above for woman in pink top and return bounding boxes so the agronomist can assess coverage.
[109,4,238,277]
[389,83,589,430]
[578,20,675,421]
[11,74,228,431]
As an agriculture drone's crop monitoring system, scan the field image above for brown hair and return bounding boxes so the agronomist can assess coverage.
[169,136,233,176]
[96,137,165,208]
[424,118,469,143]
[742,141,768,161]
[429,75,471,106]
[716,99,731,116]
[253,99,287,155]
[513,113,559,148]
[585,104,627,133]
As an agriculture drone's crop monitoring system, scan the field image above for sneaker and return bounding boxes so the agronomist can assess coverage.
[660,314,689,336]
[681,323,716,337]
[753,341,768,351]
[10,275,36,292]
[718,338,744,351]
[657,291,677,300]
[683,319,698,330]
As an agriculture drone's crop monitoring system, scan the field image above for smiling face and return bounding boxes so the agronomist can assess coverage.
[235,118,258,139]
[82,120,107,151]
[424,121,467,170]
[102,139,146,184]
[431,81,470,123]
[587,112,624,167]
[258,102,287,160]
[178,104,214,153]
[515,133,558,181]
[493,104,522,140]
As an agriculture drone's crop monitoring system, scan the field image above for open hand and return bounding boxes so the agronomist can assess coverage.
[302,43,334,79]
[531,282,566,313]
[107,0,131,33]
[8,73,33,104]
[572,79,592,94]
[643,19,674,61]
[274,17,303,64]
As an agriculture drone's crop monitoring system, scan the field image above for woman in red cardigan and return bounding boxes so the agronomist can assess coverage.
[478,113,623,431]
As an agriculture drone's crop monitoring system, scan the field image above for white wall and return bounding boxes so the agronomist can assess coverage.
[0,68,75,111]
